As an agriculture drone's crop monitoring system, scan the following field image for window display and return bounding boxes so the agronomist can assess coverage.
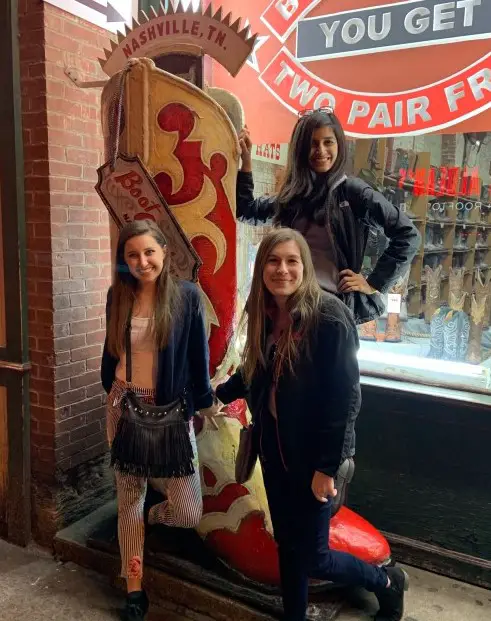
[239,131,491,394]
[349,132,491,392]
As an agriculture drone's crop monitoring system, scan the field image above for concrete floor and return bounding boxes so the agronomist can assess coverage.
[340,566,491,621]
[1,539,491,621]
[0,540,121,621]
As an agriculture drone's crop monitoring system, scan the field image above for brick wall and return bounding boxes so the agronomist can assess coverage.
[19,0,114,544]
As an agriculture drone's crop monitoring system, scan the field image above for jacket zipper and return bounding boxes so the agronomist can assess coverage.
[272,376,288,472]
[275,411,288,472]
[259,409,264,464]
[259,403,288,472]
[261,339,288,472]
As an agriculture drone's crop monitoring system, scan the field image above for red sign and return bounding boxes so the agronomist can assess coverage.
[261,0,322,42]
[397,166,480,197]
[252,142,288,164]
[213,0,491,141]
[260,47,491,137]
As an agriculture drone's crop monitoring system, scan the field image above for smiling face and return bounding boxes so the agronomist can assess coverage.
[308,126,338,174]
[263,240,304,301]
[124,233,167,286]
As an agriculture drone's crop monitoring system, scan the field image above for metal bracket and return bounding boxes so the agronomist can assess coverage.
[65,67,108,89]
[0,360,32,373]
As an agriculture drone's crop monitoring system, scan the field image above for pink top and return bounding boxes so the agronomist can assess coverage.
[116,317,157,389]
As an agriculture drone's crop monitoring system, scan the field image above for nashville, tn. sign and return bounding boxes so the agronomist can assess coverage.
[215,0,491,138]
[99,2,258,78]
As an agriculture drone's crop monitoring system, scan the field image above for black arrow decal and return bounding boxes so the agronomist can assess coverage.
[76,0,125,24]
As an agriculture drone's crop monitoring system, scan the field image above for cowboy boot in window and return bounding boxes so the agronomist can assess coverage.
[443,268,470,362]
[428,306,448,359]
[467,293,488,364]
[359,319,377,341]
[424,265,443,323]
[448,267,466,311]
[385,314,401,343]
[474,268,491,329]
[443,306,470,362]
[385,270,410,343]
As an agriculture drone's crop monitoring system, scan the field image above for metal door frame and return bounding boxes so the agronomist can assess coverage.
[0,0,31,545]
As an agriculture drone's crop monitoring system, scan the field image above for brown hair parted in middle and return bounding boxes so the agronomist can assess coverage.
[240,227,336,385]
[275,109,347,216]
[106,219,182,358]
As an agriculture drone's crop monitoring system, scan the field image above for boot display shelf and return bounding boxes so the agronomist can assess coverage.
[353,141,491,325]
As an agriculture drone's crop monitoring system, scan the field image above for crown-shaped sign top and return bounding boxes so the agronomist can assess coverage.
[99,1,258,78]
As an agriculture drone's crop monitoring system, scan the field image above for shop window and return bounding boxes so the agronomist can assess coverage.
[353,132,491,393]
[237,160,275,309]
[237,132,491,394]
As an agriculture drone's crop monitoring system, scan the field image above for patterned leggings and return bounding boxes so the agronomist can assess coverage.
[107,379,203,579]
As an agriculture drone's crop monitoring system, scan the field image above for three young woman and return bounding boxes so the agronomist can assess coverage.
[101,108,415,621]
[216,228,408,621]
[101,219,218,621]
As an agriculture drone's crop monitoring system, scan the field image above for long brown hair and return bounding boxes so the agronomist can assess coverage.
[273,110,349,267]
[276,109,347,215]
[106,219,182,358]
[241,228,323,385]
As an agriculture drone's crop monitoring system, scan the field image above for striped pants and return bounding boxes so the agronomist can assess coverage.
[107,379,203,579]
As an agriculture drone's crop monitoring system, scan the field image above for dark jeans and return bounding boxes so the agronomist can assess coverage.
[259,412,387,621]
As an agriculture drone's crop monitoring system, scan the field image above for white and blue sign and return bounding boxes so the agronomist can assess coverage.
[296,0,491,61]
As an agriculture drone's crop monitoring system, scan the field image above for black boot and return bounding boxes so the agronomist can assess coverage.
[122,590,149,621]
[375,566,409,621]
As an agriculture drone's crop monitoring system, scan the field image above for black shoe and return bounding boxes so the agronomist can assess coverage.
[122,590,149,621]
[375,566,409,621]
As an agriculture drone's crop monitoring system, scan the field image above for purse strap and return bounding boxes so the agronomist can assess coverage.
[125,319,132,384]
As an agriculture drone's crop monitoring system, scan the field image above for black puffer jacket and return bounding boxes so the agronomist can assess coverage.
[237,171,421,324]
[216,294,360,477]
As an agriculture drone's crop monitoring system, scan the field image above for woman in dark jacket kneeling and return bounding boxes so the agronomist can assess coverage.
[216,228,408,621]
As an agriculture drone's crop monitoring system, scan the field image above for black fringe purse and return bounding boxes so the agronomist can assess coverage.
[110,323,195,479]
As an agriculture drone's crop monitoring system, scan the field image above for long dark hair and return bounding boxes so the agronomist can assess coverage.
[107,219,182,357]
[240,228,323,385]
[275,110,347,226]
